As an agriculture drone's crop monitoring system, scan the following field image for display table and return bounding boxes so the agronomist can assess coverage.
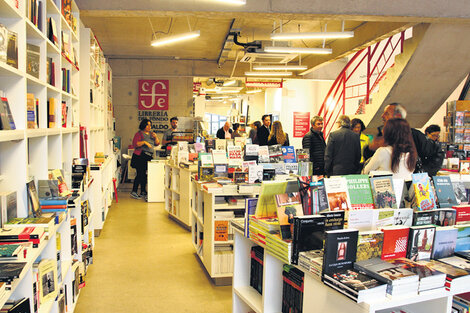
[148,160,165,202]
[232,228,461,313]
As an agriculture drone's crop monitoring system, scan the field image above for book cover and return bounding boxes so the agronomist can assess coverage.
[61,101,67,128]
[1,97,15,130]
[453,181,469,205]
[48,98,56,128]
[233,171,247,184]
[26,180,40,218]
[380,226,409,260]
[37,259,58,303]
[345,175,374,210]
[456,225,470,252]
[461,160,470,175]
[354,257,418,285]
[311,178,329,213]
[320,211,345,231]
[245,144,259,157]
[413,210,435,226]
[281,146,296,163]
[0,191,16,226]
[26,93,37,129]
[456,111,465,126]
[407,226,436,261]
[374,208,395,229]
[284,163,298,174]
[434,209,457,226]
[6,30,17,69]
[296,149,310,162]
[248,164,263,184]
[356,231,384,262]
[387,258,445,282]
[275,192,303,240]
[199,153,213,167]
[393,208,414,227]
[432,227,458,259]
[454,205,470,225]
[418,259,469,281]
[211,150,227,164]
[433,176,458,208]
[369,175,397,209]
[244,198,258,238]
[205,139,215,152]
[255,181,288,218]
[347,209,375,231]
[214,220,229,241]
[324,177,351,211]
[412,173,437,211]
[322,229,359,276]
[291,215,325,264]
[456,128,464,143]
[215,139,226,151]
[26,43,40,78]
[0,262,26,281]
[438,256,470,272]
[227,146,243,167]
[268,144,283,163]
[0,24,7,63]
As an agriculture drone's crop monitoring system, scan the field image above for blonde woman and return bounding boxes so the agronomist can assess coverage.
[268,121,290,146]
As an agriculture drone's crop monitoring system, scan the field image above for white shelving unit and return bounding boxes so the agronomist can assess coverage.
[232,229,463,313]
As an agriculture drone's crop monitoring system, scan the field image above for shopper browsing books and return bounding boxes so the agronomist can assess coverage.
[362,118,417,180]
[425,124,441,142]
[130,119,160,199]
[267,121,290,146]
[216,121,232,139]
[248,121,261,144]
[232,123,242,138]
[162,116,178,146]
[351,118,370,163]
[257,115,271,146]
[324,115,361,176]
[302,116,326,175]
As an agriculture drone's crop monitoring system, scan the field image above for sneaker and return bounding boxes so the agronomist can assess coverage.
[130,191,142,199]
[140,191,148,197]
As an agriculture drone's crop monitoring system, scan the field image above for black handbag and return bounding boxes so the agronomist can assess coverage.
[130,153,139,168]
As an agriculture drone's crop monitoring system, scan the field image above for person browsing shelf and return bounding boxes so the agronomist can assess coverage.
[267,121,290,146]
[363,118,417,181]
[162,116,178,146]
[302,115,326,175]
[351,118,370,164]
[257,114,271,146]
[232,123,242,138]
[216,121,232,139]
[130,119,160,200]
[425,124,441,142]
[249,121,261,144]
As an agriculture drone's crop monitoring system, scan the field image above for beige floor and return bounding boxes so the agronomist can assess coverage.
[75,192,232,313]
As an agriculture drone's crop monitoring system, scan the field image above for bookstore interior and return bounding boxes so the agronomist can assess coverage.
[2,0,470,313]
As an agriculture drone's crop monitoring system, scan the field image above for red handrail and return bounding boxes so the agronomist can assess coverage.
[319,31,406,138]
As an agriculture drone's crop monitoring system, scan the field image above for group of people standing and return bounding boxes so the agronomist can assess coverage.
[303,103,444,180]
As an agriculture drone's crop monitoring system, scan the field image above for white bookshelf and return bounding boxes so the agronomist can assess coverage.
[164,162,195,229]
[232,228,462,313]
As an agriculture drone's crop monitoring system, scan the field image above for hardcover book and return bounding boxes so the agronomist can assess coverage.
[324,177,351,211]
[281,146,296,163]
[453,181,469,205]
[413,210,435,226]
[356,231,384,262]
[275,192,303,240]
[345,175,374,210]
[6,30,17,69]
[407,226,436,261]
[456,225,470,252]
[26,43,40,78]
[320,211,345,231]
[380,226,410,260]
[268,144,283,163]
[433,176,458,208]
[369,175,397,209]
[454,205,470,225]
[244,198,258,238]
[291,215,325,265]
[411,173,437,211]
[322,229,358,276]
[354,257,418,285]
[432,227,458,259]
[258,146,269,163]
[26,180,41,218]
[433,208,457,226]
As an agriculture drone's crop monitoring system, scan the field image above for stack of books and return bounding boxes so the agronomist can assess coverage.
[419,259,470,292]
[0,262,27,289]
[39,197,68,213]
[0,244,25,261]
[298,250,323,280]
[250,246,264,295]
[282,265,304,313]
[0,227,46,248]
[265,232,292,264]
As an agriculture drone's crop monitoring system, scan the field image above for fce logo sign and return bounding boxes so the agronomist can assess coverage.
[138,80,169,110]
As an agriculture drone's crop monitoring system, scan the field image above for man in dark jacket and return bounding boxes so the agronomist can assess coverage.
[302,116,326,175]
[216,121,232,139]
[365,103,443,176]
[257,114,271,146]
[324,115,361,176]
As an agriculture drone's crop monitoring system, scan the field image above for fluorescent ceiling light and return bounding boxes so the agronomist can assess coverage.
[246,89,263,94]
[214,0,246,4]
[223,80,237,87]
[264,46,332,54]
[253,65,307,71]
[151,30,200,47]
[271,31,354,40]
[245,71,292,77]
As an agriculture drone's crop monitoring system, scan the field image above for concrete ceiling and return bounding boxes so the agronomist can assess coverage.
[75,0,469,76]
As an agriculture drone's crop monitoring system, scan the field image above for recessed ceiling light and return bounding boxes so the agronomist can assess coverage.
[253,65,308,71]
[214,0,246,4]
[246,89,263,94]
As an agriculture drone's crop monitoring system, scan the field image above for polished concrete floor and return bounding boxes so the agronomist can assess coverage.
[75,192,232,313]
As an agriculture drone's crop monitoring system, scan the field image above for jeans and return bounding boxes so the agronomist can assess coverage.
[132,153,152,194]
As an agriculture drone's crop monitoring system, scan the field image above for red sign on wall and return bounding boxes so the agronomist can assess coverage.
[138,80,169,110]
[293,112,310,138]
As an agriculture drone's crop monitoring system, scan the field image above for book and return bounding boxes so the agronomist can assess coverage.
[418,259,470,291]
[433,208,457,226]
[38,180,60,198]
[37,258,58,303]
[369,175,397,209]
[6,30,17,69]
[407,226,436,261]
[258,146,269,163]
[411,173,436,211]
[268,144,283,163]
[438,256,470,272]
[354,257,418,286]
[0,262,26,282]
[275,192,303,240]
[49,169,71,196]
[26,180,41,218]
[296,149,310,162]
[345,175,374,210]
[322,229,358,276]
[0,191,16,226]
[433,176,458,208]
[255,181,288,218]
[227,146,243,167]
[324,177,351,211]
[454,205,470,225]
[248,164,263,184]
[281,146,296,163]
[211,150,227,164]
[453,181,469,205]
[215,139,226,151]
[356,231,384,261]
[0,244,23,259]
[26,43,40,78]
[386,258,446,290]
[61,101,67,127]
[48,97,56,128]
[0,97,15,130]
[393,208,413,226]
[26,93,37,129]
[374,208,395,229]
[244,198,258,238]
[461,160,470,175]
[0,24,7,63]
[214,220,229,241]
[432,227,458,259]
[347,209,375,231]
[320,211,345,231]
[456,224,470,252]
[380,226,410,260]
[291,215,325,265]
[413,210,435,226]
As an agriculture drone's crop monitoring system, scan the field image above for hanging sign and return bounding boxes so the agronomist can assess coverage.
[138,80,169,110]
[245,80,283,88]
[293,112,310,138]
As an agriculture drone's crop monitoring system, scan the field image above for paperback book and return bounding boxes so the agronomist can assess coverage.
[275,192,303,240]
[380,226,410,260]
[432,227,458,259]
[356,231,384,262]
[324,177,351,211]
[433,176,458,208]
[411,173,436,211]
[322,229,358,276]
[345,175,374,210]
[369,175,397,209]
[291,215,325,265]
[281,146,296,163]
[407,226,436,261]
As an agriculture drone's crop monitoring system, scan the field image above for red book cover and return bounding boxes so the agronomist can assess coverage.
[454,205,470,224]
[381,226,409,260]
[40,205,67,209]
[18,227,35,240]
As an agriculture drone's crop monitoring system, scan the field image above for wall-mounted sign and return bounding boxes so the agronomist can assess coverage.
[138,80,169,110]
[293,112,310,138]
[138,111,169,133]
[245,80,283,88]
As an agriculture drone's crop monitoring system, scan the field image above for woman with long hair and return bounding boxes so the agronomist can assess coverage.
[351,118,370,163]
[363,118,417,180]
[267,121,290,146]
[249,121,261,144]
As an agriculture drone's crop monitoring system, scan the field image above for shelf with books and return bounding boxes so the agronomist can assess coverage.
[0,129,25,141]
[233,286,263,313]
[25,18,46,40]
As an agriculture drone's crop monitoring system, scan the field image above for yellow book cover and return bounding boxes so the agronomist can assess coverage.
[48,98,56,128]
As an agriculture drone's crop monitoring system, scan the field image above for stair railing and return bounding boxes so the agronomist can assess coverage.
[318,31,405,138]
